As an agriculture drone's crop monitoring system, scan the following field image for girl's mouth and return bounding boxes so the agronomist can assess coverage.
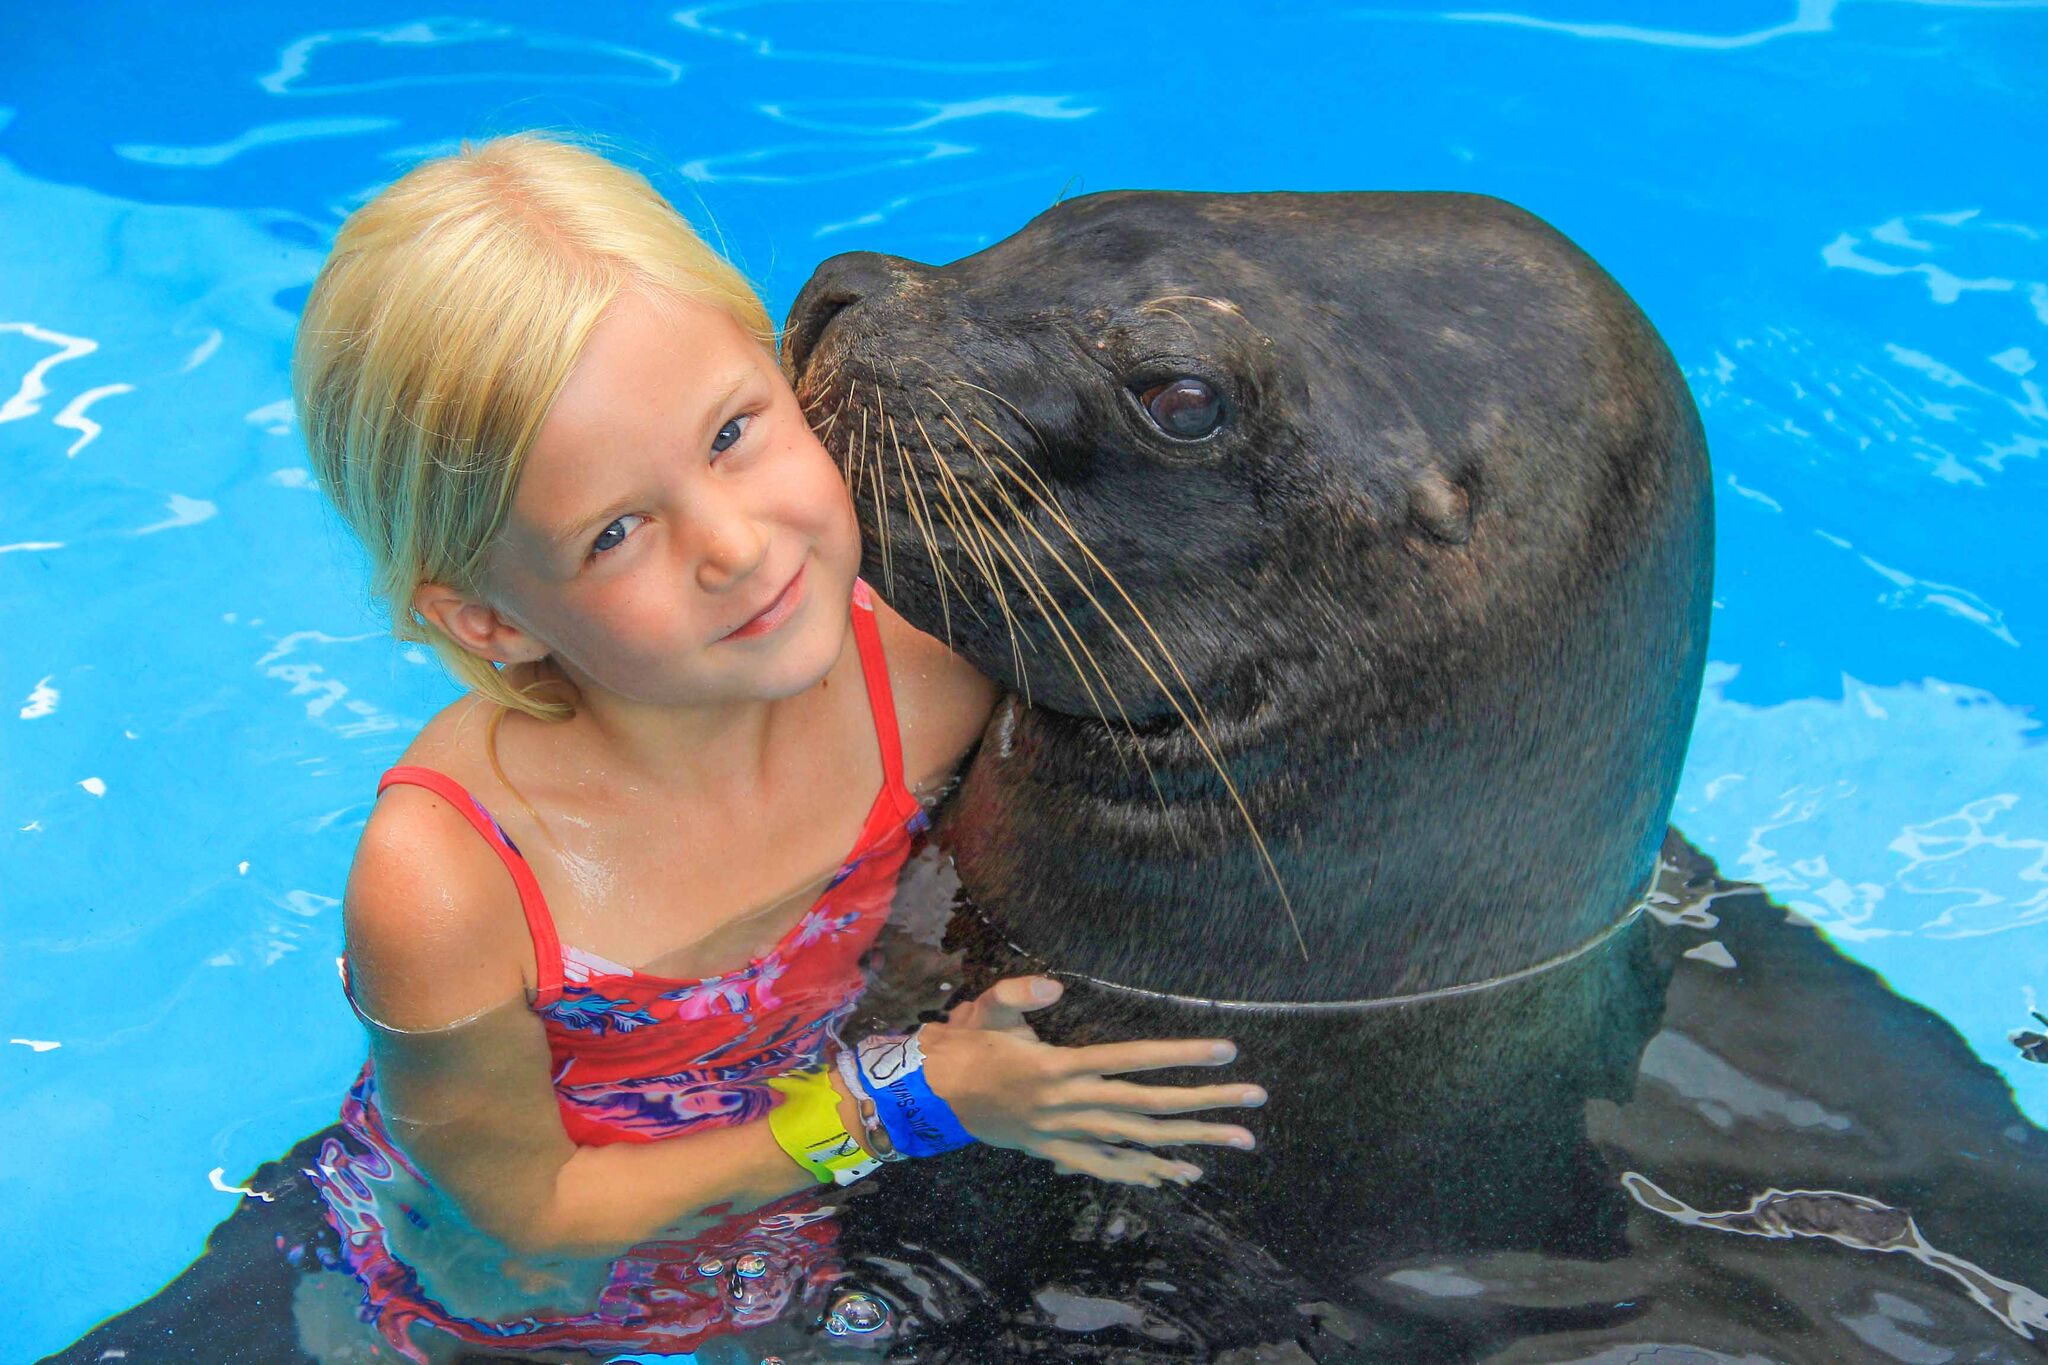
[720,561,806,641]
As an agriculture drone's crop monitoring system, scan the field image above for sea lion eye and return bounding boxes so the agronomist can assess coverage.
[1137,377,1224,440]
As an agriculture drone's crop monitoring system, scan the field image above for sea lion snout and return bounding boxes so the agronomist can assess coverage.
[782,250,924,381]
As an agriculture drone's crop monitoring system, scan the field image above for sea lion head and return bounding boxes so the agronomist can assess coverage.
[784,190,1710,1001]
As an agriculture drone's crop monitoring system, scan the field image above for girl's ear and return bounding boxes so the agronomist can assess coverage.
[412,583,550,664]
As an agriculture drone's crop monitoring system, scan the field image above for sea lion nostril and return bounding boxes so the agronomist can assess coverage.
[814,249,913,304]
[782,292,857,382]
[782,250,918,379]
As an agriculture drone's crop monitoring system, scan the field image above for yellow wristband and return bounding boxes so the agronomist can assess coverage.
[766,1067,880,1186]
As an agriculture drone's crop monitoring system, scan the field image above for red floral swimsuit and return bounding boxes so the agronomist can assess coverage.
[306,580,929,1361]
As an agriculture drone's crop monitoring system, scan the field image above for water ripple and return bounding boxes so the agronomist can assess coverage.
[1693,211,2046,491]
[260,19,682,96]
[115,117,400,168]
[1812,529,2018,645]
[51,382,133,457]
[1625,1175,2048,1341]
[1438,0,1843,50]
[18,677,58,720]
[1430,0,2048,51]
[679,139,974,185]
[251,627,411,742]
[134,494,219,537]
[1687,666,2043,934]
[1823,229,2017,306]
[0,322,98,424]
[673,0,1046,72]
[1679,665,2045,1110]
[813,167,1056,239]
[1891,796,2048,939]
[760,94,1096,135]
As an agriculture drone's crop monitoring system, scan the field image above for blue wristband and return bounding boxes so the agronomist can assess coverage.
[854,1031,976,1159]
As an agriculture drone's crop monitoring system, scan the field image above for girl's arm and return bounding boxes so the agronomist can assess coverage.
[346,789,822,1259]
[348,790,1260,1262]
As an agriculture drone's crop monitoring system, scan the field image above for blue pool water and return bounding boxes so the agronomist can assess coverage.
[4,1,2045,1355]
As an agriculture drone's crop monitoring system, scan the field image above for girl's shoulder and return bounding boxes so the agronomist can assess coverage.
[345,697,537,1030]
[867,592,1000,795]
[396,690,511,782]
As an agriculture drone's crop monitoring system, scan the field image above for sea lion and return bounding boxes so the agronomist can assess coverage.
[784,188,1709,1001]
[782,188,1714,1283]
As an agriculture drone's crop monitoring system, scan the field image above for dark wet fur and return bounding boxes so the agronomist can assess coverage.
[785,190,1713,1277]
[826,836,2048,1362]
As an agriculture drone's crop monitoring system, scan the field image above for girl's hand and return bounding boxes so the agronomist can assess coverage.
[918,975,1265,1187]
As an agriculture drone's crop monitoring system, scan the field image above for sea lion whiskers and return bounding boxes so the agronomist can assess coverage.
[927,494,1034,703]
[852,419,879,588]
[1137,294,1253,344]
[943,474,1152,787]
[924,381,1223,758]
[882,389,1031,689]
[946,376,1051,467]
[922,413,1164,789]
[904,407,1023,642]
[1135,299,1202,335]
[935,428,1174,800]
[794,352,835,400]
[961,409,1221,741]
[882,412,972,645]
[890,385,1152,774]
[861,390,895,598]
[933,401,1294,908]
[801,366,846,438]
[930,399,1300,930]
[811,362,865,521]
[912,411,1034,697]
[932,375,1224,741]
[1143,293,1243,315]
[796,358,839,413]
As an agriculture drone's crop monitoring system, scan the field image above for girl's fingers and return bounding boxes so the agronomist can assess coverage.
[1035,1138,1202,1187]
[954,976,1063,1034]
[1057,1078,1268,1116]
[1051,1112,1257,1150]
[1054,1038,1239,1077]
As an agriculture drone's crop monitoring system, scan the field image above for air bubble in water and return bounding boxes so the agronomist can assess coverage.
[734,1250,770,1279]
[695,1257,724,1277]
[824,1290,890,1336]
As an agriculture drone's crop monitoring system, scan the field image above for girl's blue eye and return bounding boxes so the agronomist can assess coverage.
[590,513,644,557]
[712,414,750,453]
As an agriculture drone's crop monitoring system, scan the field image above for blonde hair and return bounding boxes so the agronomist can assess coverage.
[292,132,776,720]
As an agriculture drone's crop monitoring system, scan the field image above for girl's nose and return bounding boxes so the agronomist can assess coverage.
[691,490,770,592]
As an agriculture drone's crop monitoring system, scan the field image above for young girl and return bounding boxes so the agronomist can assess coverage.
[291,133,1265,1362]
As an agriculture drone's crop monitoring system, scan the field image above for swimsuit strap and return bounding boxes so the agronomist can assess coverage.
[376,765,566,1009]
[849,578,918,819]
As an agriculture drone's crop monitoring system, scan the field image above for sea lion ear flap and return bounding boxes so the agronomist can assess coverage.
[1408,468,1474,545]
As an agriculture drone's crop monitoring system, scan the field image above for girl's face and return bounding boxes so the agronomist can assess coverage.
[474,288,860,708]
